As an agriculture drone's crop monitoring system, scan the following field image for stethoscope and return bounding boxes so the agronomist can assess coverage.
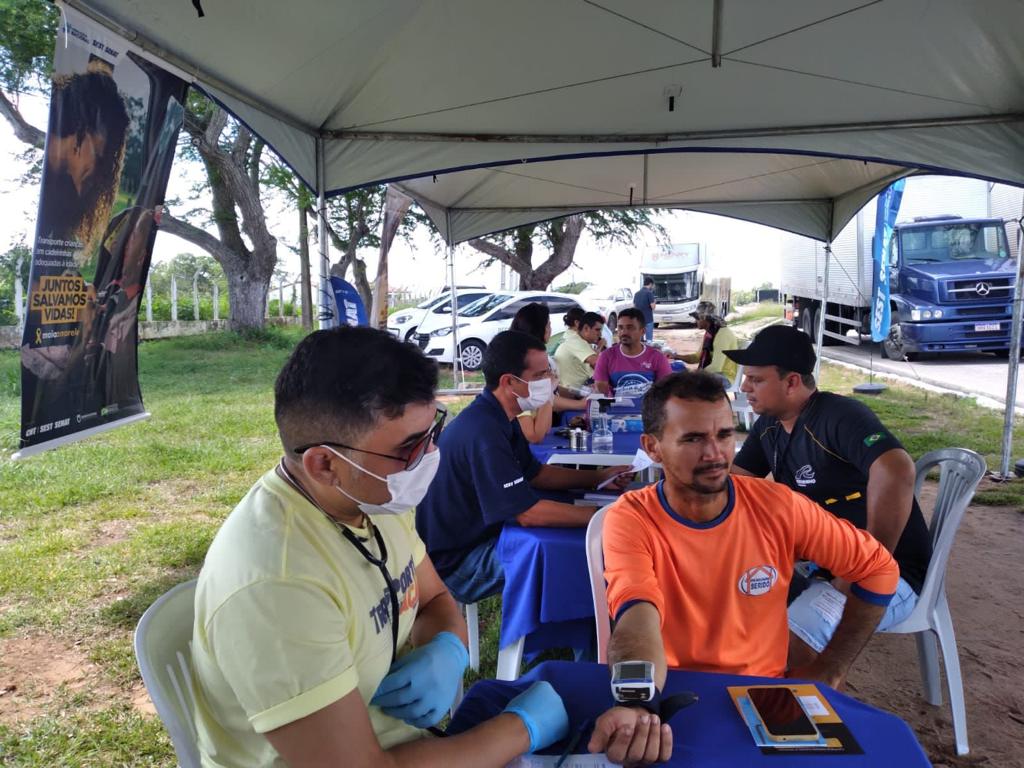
[277,460,400,666]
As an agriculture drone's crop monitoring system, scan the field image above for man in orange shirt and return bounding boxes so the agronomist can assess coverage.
[587,372,898,765]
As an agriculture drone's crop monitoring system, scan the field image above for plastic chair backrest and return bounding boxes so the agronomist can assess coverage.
[911,448,986,613]
[585,505,613,663]
[134,579,201,768]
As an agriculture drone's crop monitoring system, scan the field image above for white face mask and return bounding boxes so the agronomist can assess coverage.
[512,375,554,411]
[325,446,441,516]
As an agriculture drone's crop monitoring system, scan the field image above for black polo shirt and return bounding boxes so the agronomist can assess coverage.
[733,391,931,593]
[415,389,542,579]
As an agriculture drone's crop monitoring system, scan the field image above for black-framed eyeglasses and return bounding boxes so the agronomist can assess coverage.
[292,405,447,471]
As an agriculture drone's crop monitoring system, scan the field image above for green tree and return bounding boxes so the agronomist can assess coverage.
[467,211,667,290]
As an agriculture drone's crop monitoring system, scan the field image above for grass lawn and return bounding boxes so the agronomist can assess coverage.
[729,301,785,325]
[0,327,1020,764]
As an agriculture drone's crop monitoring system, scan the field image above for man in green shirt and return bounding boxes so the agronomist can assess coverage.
[553,311,605,390]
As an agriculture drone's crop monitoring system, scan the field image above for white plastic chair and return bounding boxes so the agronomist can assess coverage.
[881,448,986,757]
[728,363,755,430]
[584,505,614,663]
[134,579,201,768]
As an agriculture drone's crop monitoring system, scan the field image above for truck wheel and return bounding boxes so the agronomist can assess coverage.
[459,339,487,371]
[799,305,815,337]
[881,316,917,361]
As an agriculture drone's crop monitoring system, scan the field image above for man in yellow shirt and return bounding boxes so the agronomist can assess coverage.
[192,326,568,768]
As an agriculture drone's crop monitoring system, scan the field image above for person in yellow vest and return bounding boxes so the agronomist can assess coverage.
[678,301,738,385]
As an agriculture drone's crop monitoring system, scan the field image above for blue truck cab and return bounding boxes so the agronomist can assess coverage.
[882,215,1019,360]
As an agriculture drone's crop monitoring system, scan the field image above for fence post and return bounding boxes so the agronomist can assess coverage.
[14,250,24,326]
[145,281,153,322]
[171,275,178,321]
[278,280,285,318]
[213,283,219,321]
[193,271,201,321]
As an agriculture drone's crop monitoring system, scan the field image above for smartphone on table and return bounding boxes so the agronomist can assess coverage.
[746,686,820,742]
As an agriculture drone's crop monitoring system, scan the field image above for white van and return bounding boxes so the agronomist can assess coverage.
[414,291,584,370]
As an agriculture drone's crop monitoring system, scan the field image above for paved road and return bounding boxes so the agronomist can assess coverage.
[821,342,1024,412]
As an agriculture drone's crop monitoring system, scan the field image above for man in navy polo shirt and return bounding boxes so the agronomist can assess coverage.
[725,325,931,668]
[417,331,632,604]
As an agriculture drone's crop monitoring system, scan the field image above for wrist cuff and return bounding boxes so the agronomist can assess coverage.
[433,631,469,670]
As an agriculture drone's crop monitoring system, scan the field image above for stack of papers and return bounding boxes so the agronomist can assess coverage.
[506,755,613,768]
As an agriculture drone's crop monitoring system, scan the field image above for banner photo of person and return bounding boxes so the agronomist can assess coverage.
[17,7,188,457]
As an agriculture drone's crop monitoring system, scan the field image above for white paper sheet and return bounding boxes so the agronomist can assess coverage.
[594,449,656,489]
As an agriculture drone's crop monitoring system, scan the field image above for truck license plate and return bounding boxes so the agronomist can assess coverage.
[974,323,1000,332]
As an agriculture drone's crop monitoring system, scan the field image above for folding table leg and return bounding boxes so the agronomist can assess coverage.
[496,636,525,681]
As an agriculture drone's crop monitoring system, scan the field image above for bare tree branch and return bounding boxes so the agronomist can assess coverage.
[0,89,44,149]
[160,212,238,268]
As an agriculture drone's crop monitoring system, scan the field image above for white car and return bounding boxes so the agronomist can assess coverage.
[578,286,635,330]
[414,291,585,370]
[386,287,490,342]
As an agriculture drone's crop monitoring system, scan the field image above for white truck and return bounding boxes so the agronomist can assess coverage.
[640,243,706,325]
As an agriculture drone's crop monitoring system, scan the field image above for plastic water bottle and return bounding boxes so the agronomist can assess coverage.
[587,398,600,430]
[592,414,614,454]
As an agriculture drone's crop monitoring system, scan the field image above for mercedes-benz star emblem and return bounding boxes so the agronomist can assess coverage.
[976,282,991,297]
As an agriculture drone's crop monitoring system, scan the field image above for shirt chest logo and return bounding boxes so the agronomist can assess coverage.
[738,565,778,596]
[794,464,816,487]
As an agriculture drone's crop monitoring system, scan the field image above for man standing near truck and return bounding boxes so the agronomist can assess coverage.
[633,277,657,341]
[725,325,931,668]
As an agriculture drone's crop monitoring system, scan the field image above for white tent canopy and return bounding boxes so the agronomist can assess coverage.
[65,0,1023,244]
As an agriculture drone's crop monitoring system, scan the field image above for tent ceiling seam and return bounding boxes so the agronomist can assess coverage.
[442,198,834,213]
[726,57,997,111]
[648,157,851,201]
[722,0,885,57]
[335,57,708,131]
[580,0,710,56]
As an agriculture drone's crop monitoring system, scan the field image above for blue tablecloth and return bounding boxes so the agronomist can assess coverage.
[450,661,931,767]
[497,524,594,656]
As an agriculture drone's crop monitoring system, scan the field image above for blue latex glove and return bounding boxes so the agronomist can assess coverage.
[371,631,469,728]
[503,681,570,753]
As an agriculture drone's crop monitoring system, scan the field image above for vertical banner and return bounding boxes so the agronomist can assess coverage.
[330,277,368,327]
[371,186,414,328]
[17,8,188,457]
[870,179,906,342]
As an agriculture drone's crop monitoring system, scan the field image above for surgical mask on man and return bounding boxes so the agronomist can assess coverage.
[512,375,554,411]
[325,445,441,515]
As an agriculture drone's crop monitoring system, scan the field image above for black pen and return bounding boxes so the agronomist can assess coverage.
[555,717,593,768]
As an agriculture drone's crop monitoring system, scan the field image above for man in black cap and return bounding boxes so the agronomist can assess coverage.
[724,325,931,669]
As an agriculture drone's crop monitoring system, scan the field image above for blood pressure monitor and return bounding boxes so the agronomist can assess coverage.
[610,660,657,704]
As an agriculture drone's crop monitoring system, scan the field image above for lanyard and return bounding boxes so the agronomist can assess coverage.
[277,461,400,665]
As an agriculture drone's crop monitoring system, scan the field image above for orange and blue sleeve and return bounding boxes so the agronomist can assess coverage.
[603,500,665,624]
[791,493,899,605]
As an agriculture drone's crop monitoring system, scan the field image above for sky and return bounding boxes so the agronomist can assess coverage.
[0,90,788,300]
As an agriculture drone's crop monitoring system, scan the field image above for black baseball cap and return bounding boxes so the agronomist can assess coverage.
[723,324,816,374]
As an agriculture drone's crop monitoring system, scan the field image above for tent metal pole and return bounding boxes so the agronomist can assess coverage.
[998,215,1024,478]
[446,223,463,389]
[814,242,831,382]
[316,137,333,329]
